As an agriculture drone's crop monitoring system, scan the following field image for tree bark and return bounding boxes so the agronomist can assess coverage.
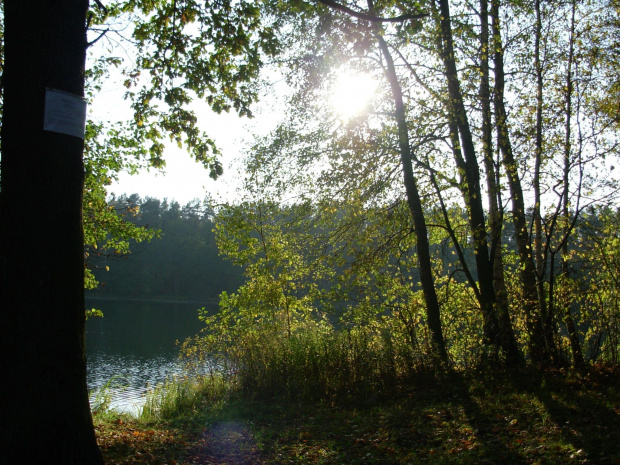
[490,0,550,364]
[480,0,520,364]
[374,30,449,366]
[435,0,501,349]
[0,0,104,463]
[531,0,559,363]
[560,0,584,367]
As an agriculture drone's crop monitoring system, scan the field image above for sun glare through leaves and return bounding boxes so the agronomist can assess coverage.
[329,71,378,120]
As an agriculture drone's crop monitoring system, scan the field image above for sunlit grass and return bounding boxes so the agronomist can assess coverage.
[89,375,130,416]
[139,374,229,422]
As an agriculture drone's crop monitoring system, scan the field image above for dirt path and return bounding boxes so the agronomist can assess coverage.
[184,421,263,465]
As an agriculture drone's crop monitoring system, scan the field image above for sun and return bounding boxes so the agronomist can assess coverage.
[329,70,378,120]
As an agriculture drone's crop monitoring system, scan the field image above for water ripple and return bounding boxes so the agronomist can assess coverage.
[87,352,186,415]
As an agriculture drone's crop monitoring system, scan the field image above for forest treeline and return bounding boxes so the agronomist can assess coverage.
[86,194,244,302]
[88,192,620,370]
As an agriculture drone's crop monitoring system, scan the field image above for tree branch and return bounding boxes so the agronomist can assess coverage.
[316,0,427,23]
[87,28,109,48]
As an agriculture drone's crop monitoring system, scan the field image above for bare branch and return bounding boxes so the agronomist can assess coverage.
[87,28,109,48]
[316,0,427,23]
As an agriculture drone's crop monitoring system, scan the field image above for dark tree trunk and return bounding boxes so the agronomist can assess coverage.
[531,0,559,363]
[374,31,449,366]
[491,0,553,365]
[435,0,500,349]
[0,0,103,463]
[490,0,544,360]
[480,0,520,364]
[560,0,584,368]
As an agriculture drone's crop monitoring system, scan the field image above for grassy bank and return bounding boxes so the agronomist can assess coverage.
[94,366,620,464]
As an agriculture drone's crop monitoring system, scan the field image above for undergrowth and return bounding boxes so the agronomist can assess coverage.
[93,364,620,464]
[91,314,620,463]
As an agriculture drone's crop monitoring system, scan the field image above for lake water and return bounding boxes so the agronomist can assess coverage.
[85,298,211,415]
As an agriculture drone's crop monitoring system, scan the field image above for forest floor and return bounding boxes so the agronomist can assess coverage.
[94,366,620,465]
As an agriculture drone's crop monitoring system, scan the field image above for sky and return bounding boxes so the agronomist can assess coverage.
[89,55,376,207]
[107,110,252,206]
[92,78,259,206]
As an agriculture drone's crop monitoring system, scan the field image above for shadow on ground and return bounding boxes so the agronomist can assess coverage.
[97,367,620,465]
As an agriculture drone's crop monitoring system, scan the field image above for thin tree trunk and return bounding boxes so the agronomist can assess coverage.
[532,0,559,362]
[490,0,550,364]
[374,29,449,366]
[316,0,449,366]
[560,0,584,367]
[533,0,544,291]
[479,0,520,364]
[0,0,104,463]
[435,0,501,349]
